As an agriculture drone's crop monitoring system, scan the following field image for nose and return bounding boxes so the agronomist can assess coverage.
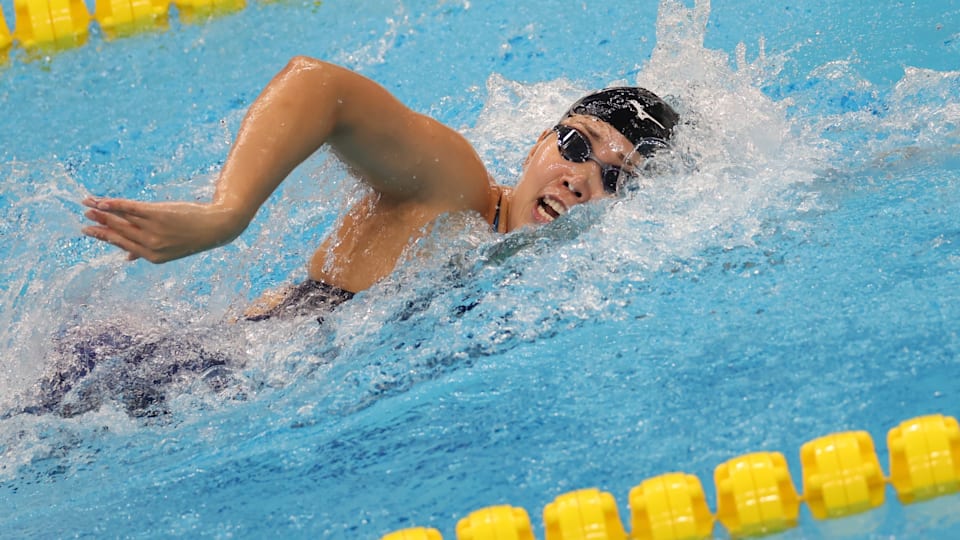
[564,165,598,199]
[563,180,583,198]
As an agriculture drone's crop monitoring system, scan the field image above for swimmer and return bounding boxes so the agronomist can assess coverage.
[17,59,679,418]
[81,57,679,318]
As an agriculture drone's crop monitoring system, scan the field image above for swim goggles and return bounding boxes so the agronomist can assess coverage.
[553,124,668,193]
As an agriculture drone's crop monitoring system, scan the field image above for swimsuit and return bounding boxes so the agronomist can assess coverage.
[23,324,236,418]
[243,279,355,322]
[14,280,354,419]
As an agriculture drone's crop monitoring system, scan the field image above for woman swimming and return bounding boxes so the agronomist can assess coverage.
[81,57,678,307]
[22,58,679,418]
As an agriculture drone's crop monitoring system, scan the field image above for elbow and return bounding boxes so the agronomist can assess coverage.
[283,55,334,78]
[285,55,321,70]
[277,56,342,103]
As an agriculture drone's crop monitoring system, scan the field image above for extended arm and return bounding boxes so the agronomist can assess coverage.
[82,57,488,263]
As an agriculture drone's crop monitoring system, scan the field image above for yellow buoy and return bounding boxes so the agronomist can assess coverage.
[630,472,714,540]
[801,431,885,519]
[13,0,90,49]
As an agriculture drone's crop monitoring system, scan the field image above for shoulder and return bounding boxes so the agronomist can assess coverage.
[422,120,495,213]
[286,57,492,214]
[346,105,493,214]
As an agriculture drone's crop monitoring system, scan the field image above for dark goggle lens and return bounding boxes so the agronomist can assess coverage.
[554,125,625,194]
[555,125,590,162]
[600,167,622,193]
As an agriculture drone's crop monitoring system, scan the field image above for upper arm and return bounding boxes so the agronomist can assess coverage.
[213,57,491,225]
[321,61,490,209]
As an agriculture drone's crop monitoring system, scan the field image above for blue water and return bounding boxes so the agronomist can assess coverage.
[2,0,960,538]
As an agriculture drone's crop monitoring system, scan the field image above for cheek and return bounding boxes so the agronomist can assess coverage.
[522,138,559,174]
[507,172,543,229]
[520,150,566,189]
[513,166,547,203]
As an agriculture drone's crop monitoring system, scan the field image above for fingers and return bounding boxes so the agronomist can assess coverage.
[81,224,147,260]
[82,197,149,220]
[82,196,175,263]
[83,208,148,245]
[82,203,153,261]
[80,196,218,264]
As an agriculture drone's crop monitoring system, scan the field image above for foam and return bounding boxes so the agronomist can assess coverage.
[2,0,959,498]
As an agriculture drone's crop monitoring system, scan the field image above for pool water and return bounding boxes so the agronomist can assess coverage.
[1,0,959,538]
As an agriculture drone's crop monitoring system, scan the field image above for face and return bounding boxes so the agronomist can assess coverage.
[507,115,636,230]
[505,115,639,231]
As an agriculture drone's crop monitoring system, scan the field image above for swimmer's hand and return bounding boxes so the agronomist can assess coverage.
[81,197,247,263]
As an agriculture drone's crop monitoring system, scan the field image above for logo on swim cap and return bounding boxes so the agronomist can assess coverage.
[628,99,667,131]
[563,87,678,156]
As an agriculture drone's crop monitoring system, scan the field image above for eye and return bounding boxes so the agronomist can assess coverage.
[601,167,622,193]
[555,126,592,162]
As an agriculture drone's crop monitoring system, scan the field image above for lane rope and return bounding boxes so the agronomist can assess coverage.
[0,0,244,55]
[383,413,960,539]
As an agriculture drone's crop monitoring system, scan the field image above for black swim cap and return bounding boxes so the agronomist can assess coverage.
[562,87,679,155]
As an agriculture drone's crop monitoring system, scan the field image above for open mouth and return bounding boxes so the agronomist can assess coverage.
[536,197,567,222]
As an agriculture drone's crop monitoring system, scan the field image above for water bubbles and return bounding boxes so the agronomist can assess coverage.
[2,7,959,538]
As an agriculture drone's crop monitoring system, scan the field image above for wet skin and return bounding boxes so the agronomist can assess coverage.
[81,58,638,296]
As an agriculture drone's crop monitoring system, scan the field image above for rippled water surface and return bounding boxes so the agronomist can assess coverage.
[1,0,959,538]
